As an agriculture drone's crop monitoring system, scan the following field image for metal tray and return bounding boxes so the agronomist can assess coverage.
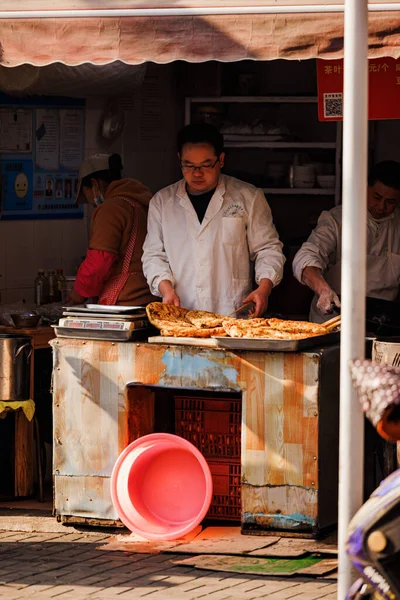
[62,311,147,321]
[63,304,144,314]
[53,326,151,342]
[213,331,340,352]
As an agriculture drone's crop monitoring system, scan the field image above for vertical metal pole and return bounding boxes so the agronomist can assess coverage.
[338,0,368,597]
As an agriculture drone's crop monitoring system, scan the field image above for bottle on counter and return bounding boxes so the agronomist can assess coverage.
[34,269,48,306]
[43,271,51,304]
[56,268,66,302]
[47,270,60,304]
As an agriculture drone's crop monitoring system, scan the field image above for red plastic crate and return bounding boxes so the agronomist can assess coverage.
[175,396,241,460]
[207,461,241,521]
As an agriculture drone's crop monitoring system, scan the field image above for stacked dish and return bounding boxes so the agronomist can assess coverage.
[293,164,316,188]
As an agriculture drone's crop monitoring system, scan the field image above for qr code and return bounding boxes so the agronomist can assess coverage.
[324,93,343,118]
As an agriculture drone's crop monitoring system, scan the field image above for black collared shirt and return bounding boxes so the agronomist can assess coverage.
[187,187,217,223]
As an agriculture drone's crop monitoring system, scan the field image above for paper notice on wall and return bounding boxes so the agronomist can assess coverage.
[59,109,84,170]
[0,108,32,153]
[35,109,60,170]
[139,74,167,149]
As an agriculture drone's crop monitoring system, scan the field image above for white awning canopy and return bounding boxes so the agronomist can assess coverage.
[0,2,399,66]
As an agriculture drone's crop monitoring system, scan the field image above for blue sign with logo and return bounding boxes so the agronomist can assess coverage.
[1,159,33,211]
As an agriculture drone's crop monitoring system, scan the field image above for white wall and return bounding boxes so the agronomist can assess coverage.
[0,219,88,305]
[0,62,181,306]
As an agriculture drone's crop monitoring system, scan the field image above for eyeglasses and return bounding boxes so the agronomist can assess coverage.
[180,157,220,173]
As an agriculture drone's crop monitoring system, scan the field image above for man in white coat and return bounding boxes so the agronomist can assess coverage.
[142,124,285,317]
[293,161,400,323]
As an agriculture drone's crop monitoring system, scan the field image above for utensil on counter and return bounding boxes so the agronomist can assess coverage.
[228,301,255,318]
[10,312,41,328]
[324,314,341,331]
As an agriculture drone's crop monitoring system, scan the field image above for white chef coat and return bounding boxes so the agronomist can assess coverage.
[293,205,400,322]
[142,174,285,315]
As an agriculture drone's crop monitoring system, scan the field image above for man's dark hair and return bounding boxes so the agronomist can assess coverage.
[368,160,400,191]
[177,124,224,156]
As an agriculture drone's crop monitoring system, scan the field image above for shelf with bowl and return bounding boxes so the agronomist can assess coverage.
[224,141,336,149]
[184,95,342,208]
[186,96,319,106]
[263,188,336,195]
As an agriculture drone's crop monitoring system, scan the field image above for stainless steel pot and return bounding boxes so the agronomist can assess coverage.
[0,334,32,401]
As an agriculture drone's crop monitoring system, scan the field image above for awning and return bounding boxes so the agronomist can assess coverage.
[0,10,400,66]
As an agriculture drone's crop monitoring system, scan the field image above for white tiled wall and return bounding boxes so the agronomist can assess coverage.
[0,218,88,304]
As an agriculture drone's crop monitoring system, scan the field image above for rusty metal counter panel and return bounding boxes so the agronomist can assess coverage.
[51,339,155,520]
[240,351,320,532]
[51,340,338,531]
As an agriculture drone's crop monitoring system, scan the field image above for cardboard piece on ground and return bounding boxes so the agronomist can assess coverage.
[169,526,279,555]
[248,531,338,558]
[98,526,202,554]
[173,554,338,577]
[299,558,338,576]
[98,525,337,559]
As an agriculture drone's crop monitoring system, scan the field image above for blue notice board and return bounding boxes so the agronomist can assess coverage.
[0,95,85,220]
[1,159,33,211]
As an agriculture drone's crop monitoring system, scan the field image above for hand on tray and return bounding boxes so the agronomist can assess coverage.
[243,279,273,317]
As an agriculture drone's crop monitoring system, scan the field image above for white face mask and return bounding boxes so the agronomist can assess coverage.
[93,191,104,207]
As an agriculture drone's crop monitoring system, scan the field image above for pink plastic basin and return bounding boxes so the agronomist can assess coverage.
[110,433,213,541]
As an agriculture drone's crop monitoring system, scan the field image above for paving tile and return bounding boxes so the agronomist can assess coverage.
[0,531,338,599]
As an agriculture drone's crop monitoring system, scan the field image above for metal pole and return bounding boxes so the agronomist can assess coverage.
[0,3,400,18]
[338,0,368,597]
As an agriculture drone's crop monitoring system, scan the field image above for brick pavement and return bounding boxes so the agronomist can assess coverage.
[0,531,337,600]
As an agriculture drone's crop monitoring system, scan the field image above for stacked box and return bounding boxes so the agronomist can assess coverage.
[175,396,241,521]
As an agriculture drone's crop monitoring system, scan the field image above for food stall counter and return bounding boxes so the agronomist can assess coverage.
[51,338,340,536]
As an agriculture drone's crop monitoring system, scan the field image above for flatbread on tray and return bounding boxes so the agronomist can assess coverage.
[186,310,227,329]
[160,325,226,338]
[146,302,189,328]
[146,302,329,341]
[267,318,328,336]
[222,319,320,340]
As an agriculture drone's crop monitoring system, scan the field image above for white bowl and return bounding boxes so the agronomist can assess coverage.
[317,175,335,189]
[294,178,316,189]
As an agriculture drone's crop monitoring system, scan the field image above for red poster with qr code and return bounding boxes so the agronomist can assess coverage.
[317,58,400,121]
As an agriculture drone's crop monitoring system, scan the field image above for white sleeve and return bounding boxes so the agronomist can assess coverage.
[142,195,175,297]
[247,189,285,287]
[292,210,340,284]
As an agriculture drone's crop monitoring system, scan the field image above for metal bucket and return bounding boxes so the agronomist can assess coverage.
[0,334,32,401]
[373,337,400,367]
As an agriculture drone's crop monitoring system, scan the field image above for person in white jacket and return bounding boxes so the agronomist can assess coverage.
[293,161,400,323]
[142,124,285,316]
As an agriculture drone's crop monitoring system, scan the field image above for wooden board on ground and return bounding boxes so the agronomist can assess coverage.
[168,526,279,555]
[148,336,218,347]
[98,526,203,554]
[173,554,338,577]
